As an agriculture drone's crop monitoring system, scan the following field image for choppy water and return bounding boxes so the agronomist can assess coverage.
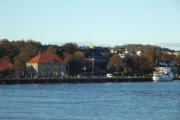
[0,81,180,120]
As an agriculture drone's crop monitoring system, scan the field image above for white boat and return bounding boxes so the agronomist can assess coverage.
[152,67,174,82]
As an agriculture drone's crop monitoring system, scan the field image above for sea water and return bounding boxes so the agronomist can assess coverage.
[0,81,180,120]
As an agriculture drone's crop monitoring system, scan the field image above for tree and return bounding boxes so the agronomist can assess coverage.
[1,56,11,62]
[0,46,6,58]
[143,48,158,69]
[160,52,172,61]
[64,51,85,75]
[13,43,40,71]
[175,54,180,66]
[0,68,15,79]
[128,55,152,74]
[0,39,18,59]
[47,45,57,54]
[175,54,180,73]
[0,39,44,77]
[57,43,78,58]
[155,50,163,61]
[107,54,124,71]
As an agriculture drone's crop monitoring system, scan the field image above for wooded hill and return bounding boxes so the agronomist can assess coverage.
[114,44,172,52]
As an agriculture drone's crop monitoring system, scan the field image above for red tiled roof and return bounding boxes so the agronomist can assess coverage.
[26,52,64,64]
[0,59,20,71]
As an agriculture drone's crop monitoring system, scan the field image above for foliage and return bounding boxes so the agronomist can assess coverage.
[0,39,43,71]
[115,44,171,53]
[0,68,15,79]
[175,54,180,70]
[143,48,157,68]
[127,55,151,73]
[0,39,18,59]
[175,54,180,66]
[13,43,40,71]
[47,45,58,54]
[160,52,172,61]
[107,54,124,71]
[64,51,85,75]
[1,56,11,62]
[57,43,78,58]
[175,54,180,73]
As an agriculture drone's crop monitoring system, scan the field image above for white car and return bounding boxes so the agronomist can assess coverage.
[106,73,113,78]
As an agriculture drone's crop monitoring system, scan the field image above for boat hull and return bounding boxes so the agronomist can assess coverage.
[152,76,174,82]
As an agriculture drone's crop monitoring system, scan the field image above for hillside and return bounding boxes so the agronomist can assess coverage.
[114,44,172,52]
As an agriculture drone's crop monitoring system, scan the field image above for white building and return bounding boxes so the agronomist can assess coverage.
[26,52,66,78]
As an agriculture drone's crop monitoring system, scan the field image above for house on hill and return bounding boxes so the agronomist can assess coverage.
[157,60,178,73]
[0,59,20,78]
[26,52,66,78]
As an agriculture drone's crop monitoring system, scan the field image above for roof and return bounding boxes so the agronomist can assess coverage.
[26,52,64,64]
[0,60,20,71]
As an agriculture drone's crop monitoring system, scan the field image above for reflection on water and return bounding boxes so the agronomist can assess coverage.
[0,81,180,120]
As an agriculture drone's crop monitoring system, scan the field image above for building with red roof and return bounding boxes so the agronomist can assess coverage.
[0,60,19,71]
[26,52,66,78]
[0,59,20,78]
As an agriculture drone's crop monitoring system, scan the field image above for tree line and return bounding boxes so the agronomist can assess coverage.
[0,39,85,76]
[0,39,180,77]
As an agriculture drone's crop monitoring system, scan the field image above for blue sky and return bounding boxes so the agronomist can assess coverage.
[0,0,180,49]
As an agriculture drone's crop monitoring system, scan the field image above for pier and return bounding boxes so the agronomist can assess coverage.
[0,77,153,85]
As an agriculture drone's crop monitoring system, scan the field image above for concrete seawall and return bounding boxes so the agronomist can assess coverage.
[0,77,153,85]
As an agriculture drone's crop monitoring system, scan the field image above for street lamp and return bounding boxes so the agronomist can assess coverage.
[67,64,69,77]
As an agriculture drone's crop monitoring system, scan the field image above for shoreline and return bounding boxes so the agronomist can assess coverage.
[0,77,153,85]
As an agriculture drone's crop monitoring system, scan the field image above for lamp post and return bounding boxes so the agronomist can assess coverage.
[67,64,69,77]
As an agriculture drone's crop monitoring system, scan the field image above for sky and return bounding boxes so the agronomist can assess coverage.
[0,0,180,50]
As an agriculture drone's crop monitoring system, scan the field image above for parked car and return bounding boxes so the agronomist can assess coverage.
[106,73,113,78]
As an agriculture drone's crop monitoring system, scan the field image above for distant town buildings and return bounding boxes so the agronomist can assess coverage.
[158,60,174,67]
[26,52,66,78]
[80,45,111,71]
[136,50,143,56]
[110,48,143,59]
[157,60,178,73]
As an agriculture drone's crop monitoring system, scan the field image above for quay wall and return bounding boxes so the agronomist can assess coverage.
[0,77,152,85]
